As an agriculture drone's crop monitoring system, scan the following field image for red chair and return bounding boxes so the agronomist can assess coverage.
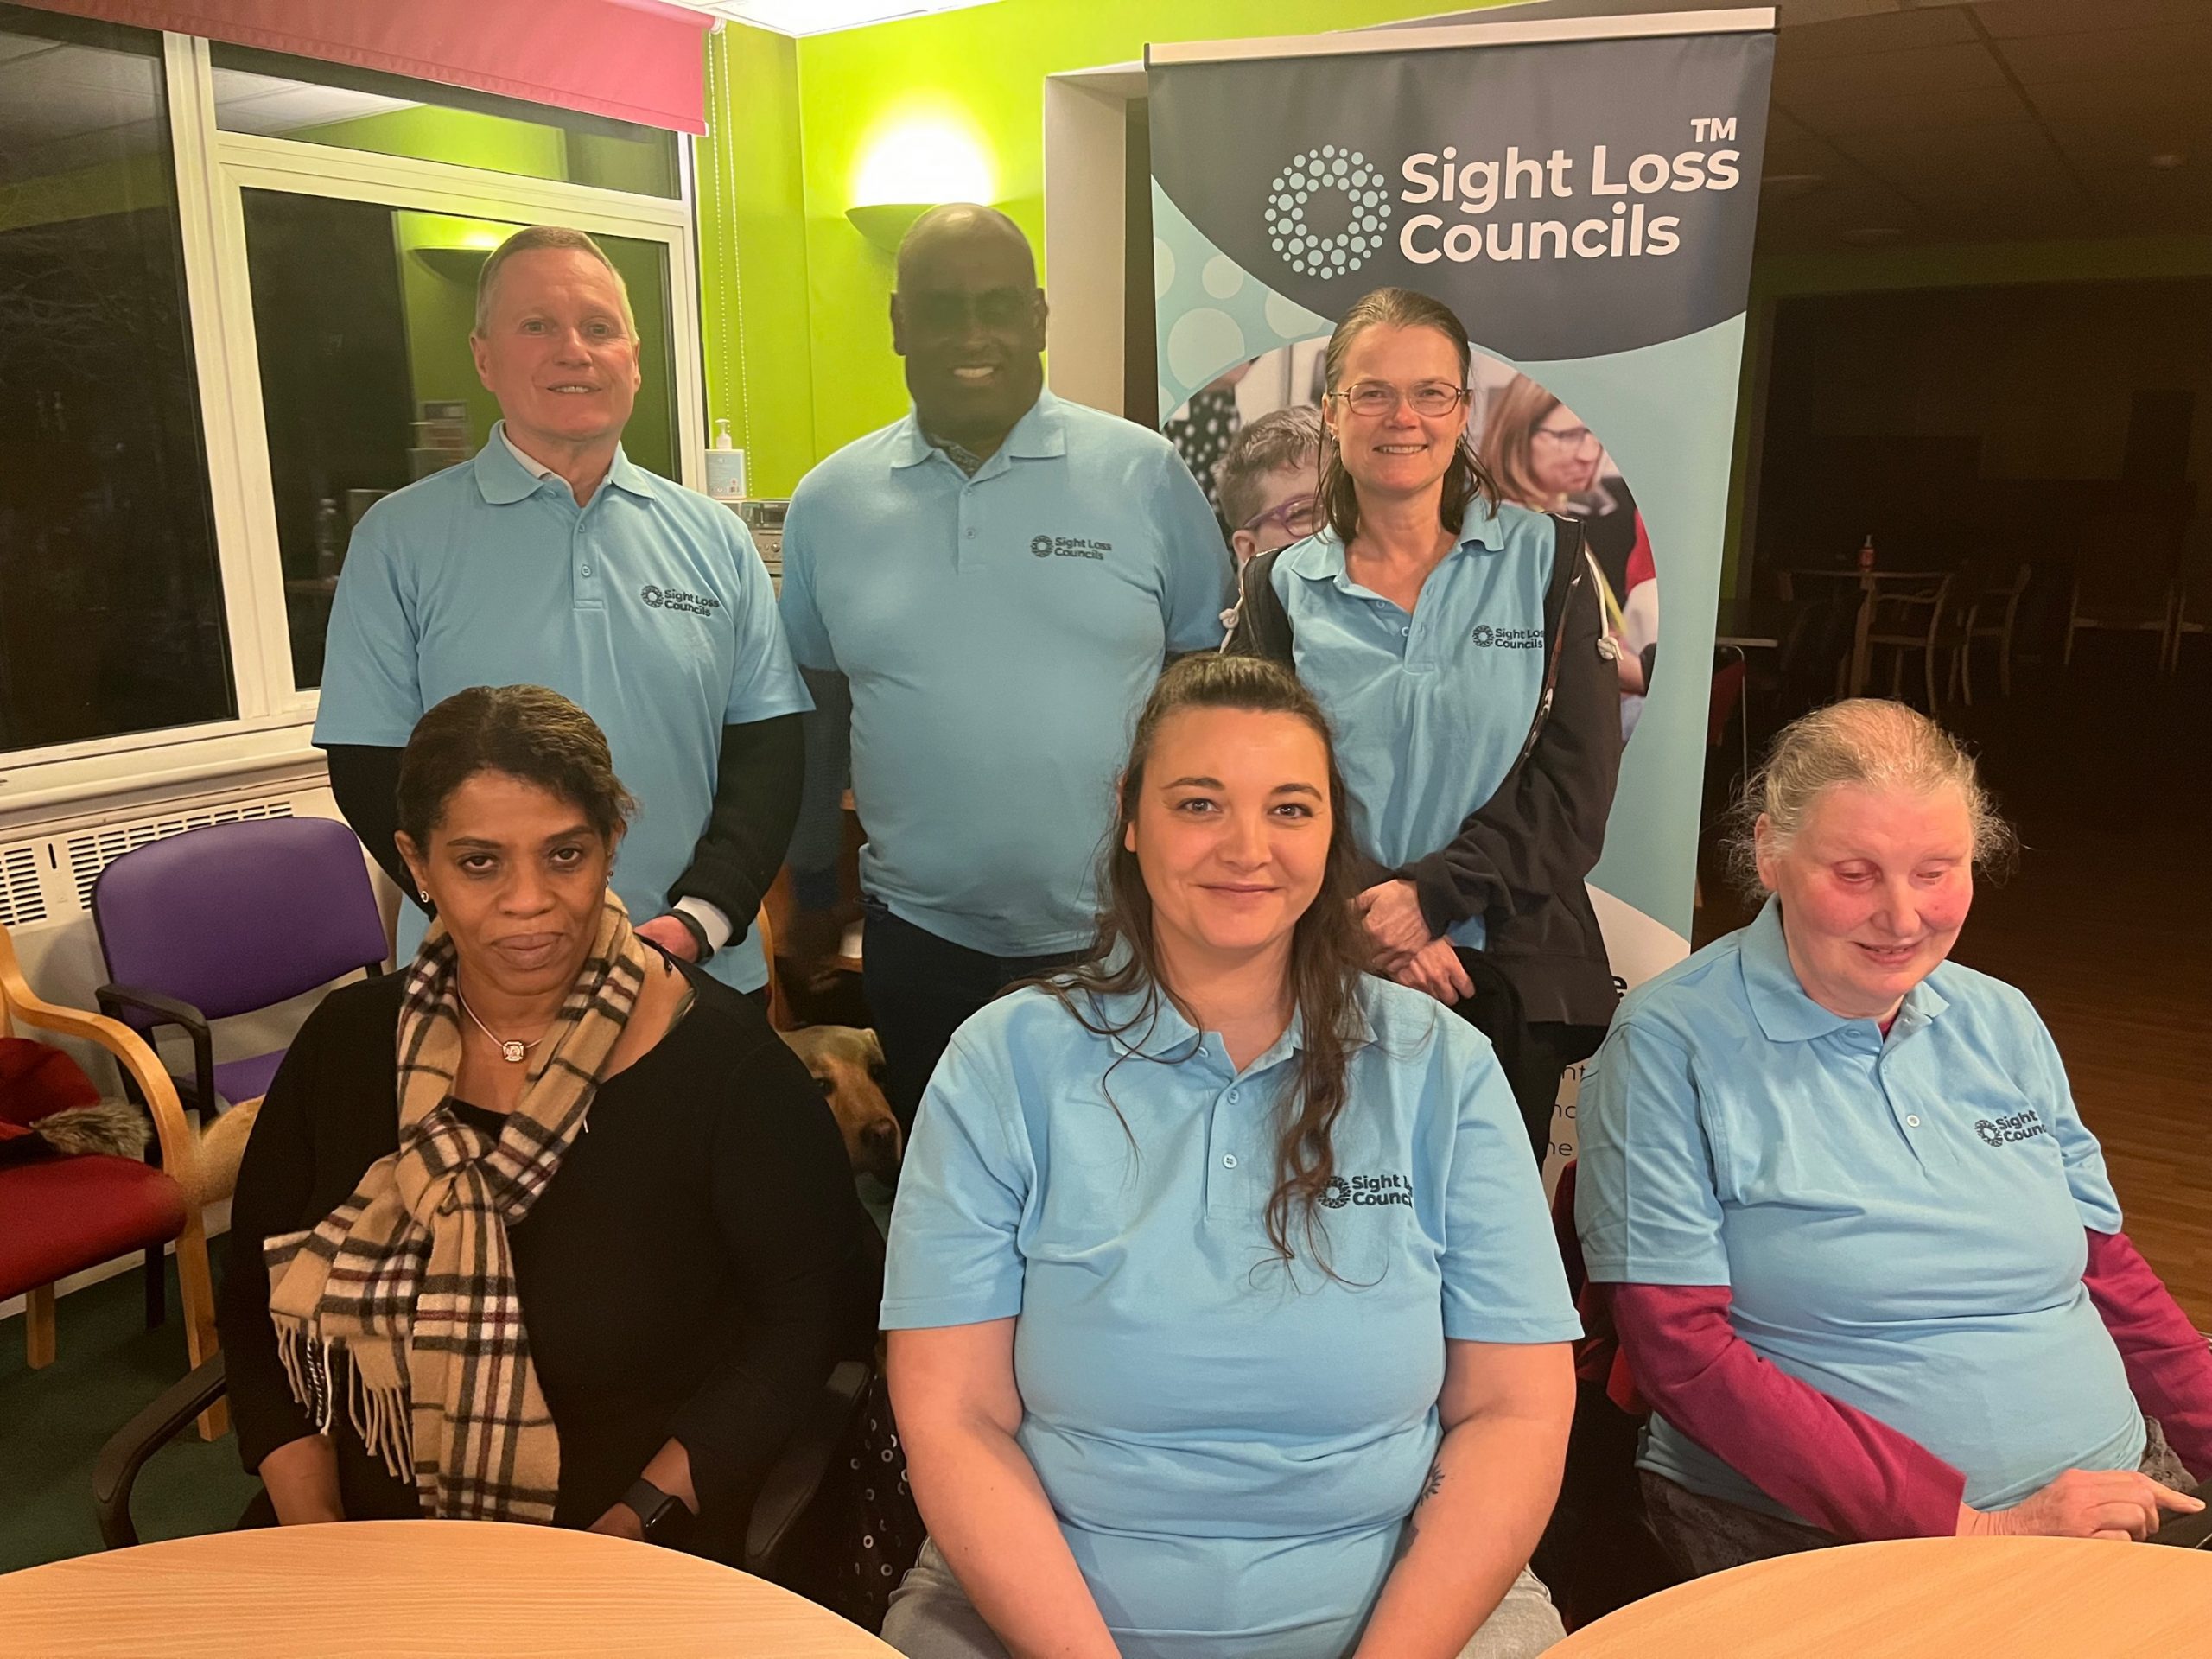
[0,921,221,1437]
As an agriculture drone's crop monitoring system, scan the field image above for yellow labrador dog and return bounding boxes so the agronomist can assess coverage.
[779,1024,903,1185]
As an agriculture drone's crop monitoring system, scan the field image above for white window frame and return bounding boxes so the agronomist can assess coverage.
[0,31,705,818]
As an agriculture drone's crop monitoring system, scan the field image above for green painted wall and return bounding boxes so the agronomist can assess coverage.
[696,23,815,497]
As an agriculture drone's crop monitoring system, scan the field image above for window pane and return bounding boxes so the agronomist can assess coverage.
[0,5,233,753]
[211,45,680,199]
[238,195,680,688]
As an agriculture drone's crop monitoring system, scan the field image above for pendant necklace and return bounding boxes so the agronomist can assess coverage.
[457,992,549,1065]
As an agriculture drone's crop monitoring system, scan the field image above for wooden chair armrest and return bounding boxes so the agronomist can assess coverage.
[0,931,201,1188]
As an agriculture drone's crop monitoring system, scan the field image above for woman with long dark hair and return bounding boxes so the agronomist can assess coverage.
[1227,289,1623,1155]
[878,654,1580,1659]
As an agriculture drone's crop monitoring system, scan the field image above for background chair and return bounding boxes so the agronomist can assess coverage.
[93,1351,872,1580]
[92,817,387,1325]
[0,921,221,1436]
[1955,561,2030,702]
[1862,572,1956,710]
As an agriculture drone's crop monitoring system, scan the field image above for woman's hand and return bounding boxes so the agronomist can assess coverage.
[1357,880,1431,966]
[1956,1469,2203,1541]
[588,1502,646,1541]
[1395,938,1475,1007]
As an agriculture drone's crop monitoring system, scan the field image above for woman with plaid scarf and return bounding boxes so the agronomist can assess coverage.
[219,684,875,1556]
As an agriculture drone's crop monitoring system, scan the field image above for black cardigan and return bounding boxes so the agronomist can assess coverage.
[219,961,878,1559]
[1226,516,1624,1027]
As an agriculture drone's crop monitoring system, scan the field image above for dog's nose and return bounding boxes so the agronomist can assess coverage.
[859,1117,903,1179]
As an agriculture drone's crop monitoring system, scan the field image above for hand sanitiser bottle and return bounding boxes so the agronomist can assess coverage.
[706,418,747,501]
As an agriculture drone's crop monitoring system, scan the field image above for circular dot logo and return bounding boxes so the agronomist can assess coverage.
[641,584,664,608]
[1265,145,1394,282]
[1471,624,1494,647]
[1031,535,1054,559]
[1319,1175,1352,1210]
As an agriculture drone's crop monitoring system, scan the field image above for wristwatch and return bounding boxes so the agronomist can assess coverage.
[667,906,715,964]
[620,1476,693,1543]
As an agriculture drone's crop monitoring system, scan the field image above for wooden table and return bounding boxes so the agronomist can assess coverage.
[1551,1536,2212,1657]
[0,1521,899,1656]
[1778,568,1947,696]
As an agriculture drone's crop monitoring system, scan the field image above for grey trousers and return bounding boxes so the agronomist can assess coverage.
[880,1538,1567,1659]
[1642,1414,2201,1580]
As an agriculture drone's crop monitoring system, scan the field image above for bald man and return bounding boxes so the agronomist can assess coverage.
[779,206,1230,1131]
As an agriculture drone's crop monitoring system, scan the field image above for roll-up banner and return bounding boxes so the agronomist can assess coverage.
[1147,12,1774,1165]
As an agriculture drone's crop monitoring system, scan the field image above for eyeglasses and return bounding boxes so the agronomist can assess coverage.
[1533,423,1600,451]
[1330,381,1469,418]
[1240,493,1320,538]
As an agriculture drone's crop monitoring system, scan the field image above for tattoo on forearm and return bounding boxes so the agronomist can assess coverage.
[1415,1459,1444,1510]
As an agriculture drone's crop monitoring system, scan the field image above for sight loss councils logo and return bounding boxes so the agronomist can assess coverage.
[640,582,721,617]
[1471,623,1543,649]
[1319,1172,1412,1210]
[1974,1109,2048,1147]
[1267,146,1394,280]
[1029,532,1111,562]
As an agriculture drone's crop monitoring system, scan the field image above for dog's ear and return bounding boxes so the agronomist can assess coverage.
[861,1027,885,1070]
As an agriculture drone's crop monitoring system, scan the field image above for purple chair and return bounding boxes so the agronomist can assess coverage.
[93,817,389,1120]
[92,817,387,1321]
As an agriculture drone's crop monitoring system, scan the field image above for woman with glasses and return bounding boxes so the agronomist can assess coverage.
[1226,287,1622,1156]
[1484,377,1657,714]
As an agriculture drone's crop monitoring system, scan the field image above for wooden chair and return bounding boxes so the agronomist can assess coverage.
[1864,573,1957,710]
[1956,563,2030,703]
[0,922,222,1438]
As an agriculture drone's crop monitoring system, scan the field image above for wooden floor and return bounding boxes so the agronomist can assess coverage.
[1697,636,2212,1326]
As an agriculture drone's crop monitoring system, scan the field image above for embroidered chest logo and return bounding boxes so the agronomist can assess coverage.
[1471,623,1543,649]
[1319,1172,1413,1210]
[1974,1109,2047,1148]
[641,583,722,616]
[1030,533,1111,561]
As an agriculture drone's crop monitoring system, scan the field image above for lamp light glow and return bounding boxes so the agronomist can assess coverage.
[851,113,995,211]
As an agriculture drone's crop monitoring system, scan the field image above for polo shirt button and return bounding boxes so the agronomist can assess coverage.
[580,564,592,575]
[1222,1154,1238,1169]
[965,528,976,538]
[1401,626,1410,638]
[1226,1090,1239,1103]
[1906,1115,1922,1128]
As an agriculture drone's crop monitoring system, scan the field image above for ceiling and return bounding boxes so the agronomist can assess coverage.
[1759,0,2212,252]
[1410,0,2212,254]
[668,0,997,37]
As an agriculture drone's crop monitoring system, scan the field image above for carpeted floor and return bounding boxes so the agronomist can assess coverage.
[0,1246,259,1573]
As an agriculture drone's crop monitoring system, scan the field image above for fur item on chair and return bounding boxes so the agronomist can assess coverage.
[25,1098,151,1159]
[181,1096,261,1210]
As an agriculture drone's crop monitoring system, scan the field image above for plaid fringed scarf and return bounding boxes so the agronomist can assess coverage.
[264,893,649,1521]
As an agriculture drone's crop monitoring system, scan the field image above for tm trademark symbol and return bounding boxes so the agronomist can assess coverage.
[1692,117,1738,142]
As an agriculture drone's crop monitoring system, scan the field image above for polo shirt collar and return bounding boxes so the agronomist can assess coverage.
[474,422,658,506]
[1278,509,1503,593]
[1084,975,1377,1071]
[1738,897,1952,1042]
[888,389,1068,474]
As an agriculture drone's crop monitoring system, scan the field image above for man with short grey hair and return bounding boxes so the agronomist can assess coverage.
[318,224,808,1002]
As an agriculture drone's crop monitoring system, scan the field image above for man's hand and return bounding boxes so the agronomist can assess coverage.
[1395,937,1476,1007]
[1357,880,1431,966]
[636,913,700,963]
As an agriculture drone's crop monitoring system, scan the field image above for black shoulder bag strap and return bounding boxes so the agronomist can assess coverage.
[1513,514,1592,767]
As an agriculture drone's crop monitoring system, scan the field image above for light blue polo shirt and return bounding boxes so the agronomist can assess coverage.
[1575,899,2145,1522]
[1265,501,1557,949]
[314,426,810,992]
[779,392,1230,957]
[883,974,1580,1659]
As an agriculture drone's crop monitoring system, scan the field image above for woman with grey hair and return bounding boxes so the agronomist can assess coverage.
[1574,698,2210,1575]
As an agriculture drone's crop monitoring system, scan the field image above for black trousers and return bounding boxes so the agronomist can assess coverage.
[1445,948,1606,1161]
[861,903,1084,1135]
